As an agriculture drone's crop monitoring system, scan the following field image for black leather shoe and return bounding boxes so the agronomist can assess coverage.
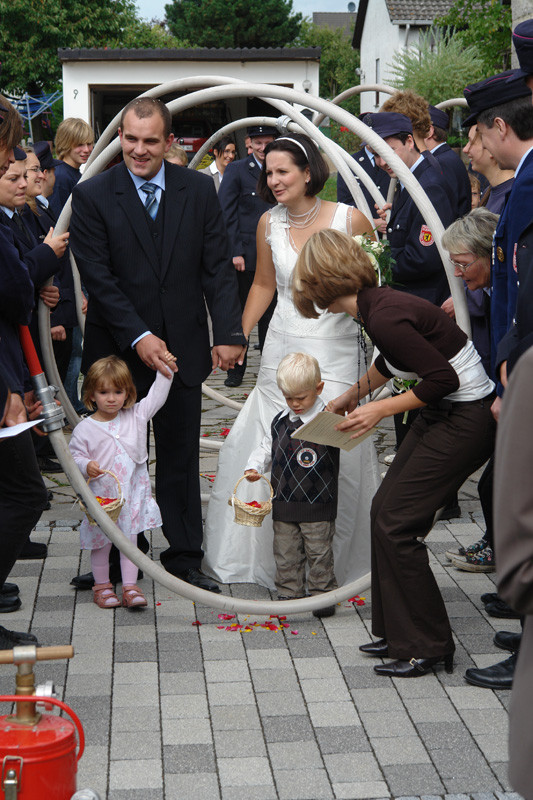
[359,638,389,657]
[0,583,19,596]
[494,630,522,653]
[439,502,461,520]
[37,456,63,473]
[0,625,38,647]
[176,568,221,593]
[465,653,516,689]
[313,605,336,618]
[70,572,95,590]
[0,595,22,613]
[484,598,520,619]
[18,541,48,560]
[374,653,454,677]
[481,591,499,606]
[224,372,243,388]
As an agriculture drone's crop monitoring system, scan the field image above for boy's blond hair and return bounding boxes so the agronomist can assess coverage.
[164,143,188,165]
[55,118,94,161]
[276,352,321,396]
[82,356,137,411]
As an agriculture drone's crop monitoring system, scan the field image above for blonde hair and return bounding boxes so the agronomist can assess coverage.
[381,90,431,140]
[55,118,94,160]
[165,143,188,166]
[293,229,378,319]
[441,208,498,259]
[82,356,137,411]
[276,352,321,396]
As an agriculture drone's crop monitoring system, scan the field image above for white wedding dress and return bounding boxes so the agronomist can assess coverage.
[203,203,380,589]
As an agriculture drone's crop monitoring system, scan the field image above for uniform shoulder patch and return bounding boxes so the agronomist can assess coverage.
[419,225,434,246]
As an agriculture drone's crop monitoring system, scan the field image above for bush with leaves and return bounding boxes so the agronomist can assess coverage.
[388,27,486,106]
[436,0,512,75]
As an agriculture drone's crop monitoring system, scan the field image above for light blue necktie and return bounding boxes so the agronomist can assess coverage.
[141,182,159,220]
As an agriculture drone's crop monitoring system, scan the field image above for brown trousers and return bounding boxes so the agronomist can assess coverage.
[371,398,495,660]
[273,520,337,598]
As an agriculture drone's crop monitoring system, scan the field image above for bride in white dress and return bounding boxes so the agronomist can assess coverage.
[203,133,380,589]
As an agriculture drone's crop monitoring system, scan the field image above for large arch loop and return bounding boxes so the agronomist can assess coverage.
[38,78,470,613]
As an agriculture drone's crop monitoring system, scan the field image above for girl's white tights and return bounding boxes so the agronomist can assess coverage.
[91,535,139,585]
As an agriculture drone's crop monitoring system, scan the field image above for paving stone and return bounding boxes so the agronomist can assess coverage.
[251,667,299,693]
[267,740,322,770]
[373,735,431,766]
[415,722,476,751]
[109,759,163,790]
[204,658,249,682]
[163,743,216,773]
[261,715,314,743]
[160,693,209,719]
[403,697,461,723]
[109,792,164,800]
[210,704,261,731]
[360,710,417,738]
[332,782,389,799]
[315,725,372,754]
[324,751,383,783]
[308,701,361,728]
[274,768,333,799]
[218,756,274,787]
[165,773,220,800]
[256,690,306,717]
[110,730,162,760]
[382,763,445,796]
[159,671,205,695]
[300,677,350,703]
[220,787,277,800]
[214,729,266,757]
[162,717,213,745]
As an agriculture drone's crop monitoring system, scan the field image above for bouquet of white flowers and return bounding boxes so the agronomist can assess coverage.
[353,234,395,286]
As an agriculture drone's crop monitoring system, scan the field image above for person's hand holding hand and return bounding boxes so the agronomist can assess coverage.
[233,256,245,272]
[136,334,178,376]
[212,345,243,371]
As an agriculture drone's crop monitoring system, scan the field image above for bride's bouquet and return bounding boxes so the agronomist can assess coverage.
[353,234,395,287]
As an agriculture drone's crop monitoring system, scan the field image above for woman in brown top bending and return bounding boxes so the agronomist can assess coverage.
[293,229,495,678]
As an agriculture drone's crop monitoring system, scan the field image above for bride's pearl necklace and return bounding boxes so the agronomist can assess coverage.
[287,197,322,229]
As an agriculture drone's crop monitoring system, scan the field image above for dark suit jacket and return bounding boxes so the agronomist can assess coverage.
[218,156,273,271]
[336,147,391,213]
[432,143,471,218]
[496,218,533,374]
[0,221,35,395]
[494,344,533,800]
[23,202,76,329]
[70,160,244,392]
[491,149,533,387]
[387,158,455,306]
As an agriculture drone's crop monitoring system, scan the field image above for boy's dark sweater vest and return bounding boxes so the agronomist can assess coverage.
[270,411,339,523]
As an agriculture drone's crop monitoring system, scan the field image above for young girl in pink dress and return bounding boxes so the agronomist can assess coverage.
[69,354,176,609]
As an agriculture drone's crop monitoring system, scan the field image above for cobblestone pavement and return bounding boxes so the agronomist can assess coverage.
[0,344,522,799]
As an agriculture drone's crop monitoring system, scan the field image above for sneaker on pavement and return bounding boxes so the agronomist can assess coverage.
[445,538,487,563]
[451,545,495,573]
[0,625,39,648]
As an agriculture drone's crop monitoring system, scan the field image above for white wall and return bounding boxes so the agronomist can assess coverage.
[359,0,422,112]
[61,58,320,123]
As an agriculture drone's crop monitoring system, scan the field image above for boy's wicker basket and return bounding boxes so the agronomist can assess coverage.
[228,474,273,527]
[80,469,124,526]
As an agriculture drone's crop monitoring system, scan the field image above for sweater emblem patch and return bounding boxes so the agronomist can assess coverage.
[419,225,433,246]
[296,448,318,468]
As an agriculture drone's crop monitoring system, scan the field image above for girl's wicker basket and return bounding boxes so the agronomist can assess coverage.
[228,474,274,527]
[80,469,124,526]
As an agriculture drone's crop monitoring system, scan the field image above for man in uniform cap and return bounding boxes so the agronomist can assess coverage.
[367,111,455,306]
[425,105,471,217]
[336,113,390,226]
[218,125,277,386]
[458,69,533,692]
[513,19,533,89]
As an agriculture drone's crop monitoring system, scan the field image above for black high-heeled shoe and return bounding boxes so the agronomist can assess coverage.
[374,653,454,678]
[359,638,389,657]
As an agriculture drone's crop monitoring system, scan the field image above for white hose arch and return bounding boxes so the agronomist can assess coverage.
[39,79,470,613]
[312,83,397,128]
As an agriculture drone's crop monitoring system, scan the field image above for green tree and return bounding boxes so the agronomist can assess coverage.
[436,0,512,74]
[388,27,486,105]
[165,0,302,49]
[0,0,183,94]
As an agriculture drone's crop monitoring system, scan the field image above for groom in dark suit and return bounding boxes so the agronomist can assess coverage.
[70,98,245,591]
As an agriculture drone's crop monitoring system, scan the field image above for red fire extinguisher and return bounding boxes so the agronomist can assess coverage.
[0,645,85,799]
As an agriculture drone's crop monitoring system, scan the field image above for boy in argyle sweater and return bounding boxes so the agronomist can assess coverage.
[245,353,339,618]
